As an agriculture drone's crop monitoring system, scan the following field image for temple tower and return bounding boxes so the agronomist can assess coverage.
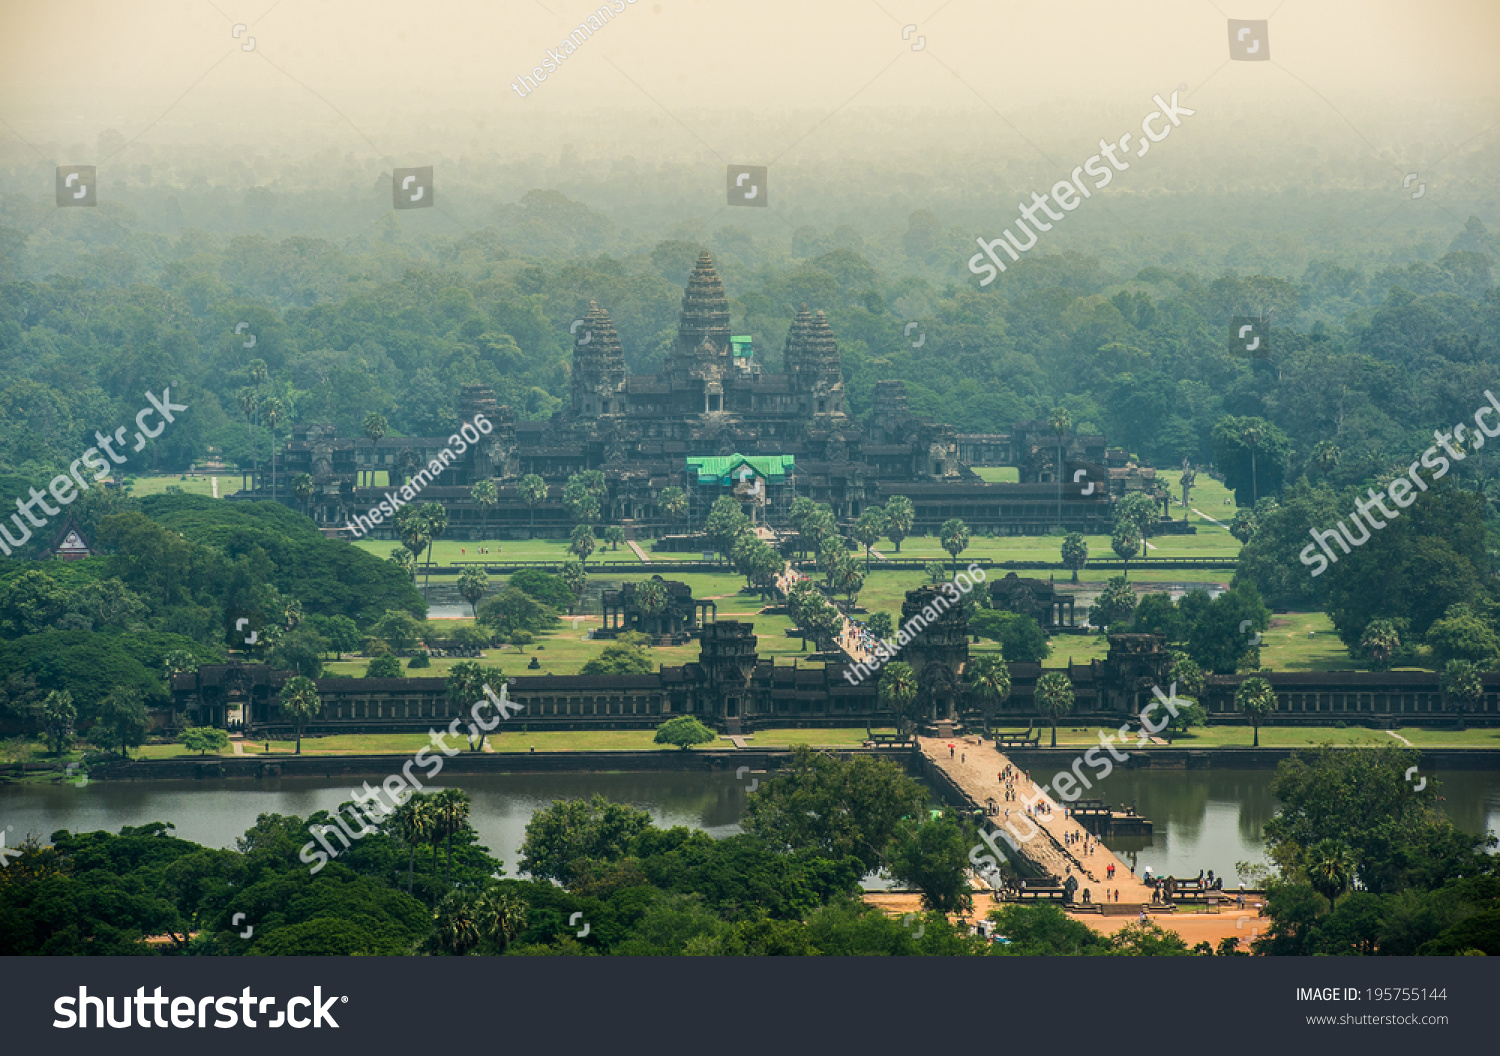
[570,301,627,418]
[784,306,845,417]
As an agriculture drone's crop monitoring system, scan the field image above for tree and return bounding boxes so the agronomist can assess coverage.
[39,689,76,754]
[580,641,655,675]
[1093,576,1137,632]
[879,661,921,738]
[507,629,533,652]
[1305,839,1356,909]
[742,746,928,873]
[292,472,315,517]
[362,412,388,488]
[470,479,499,538]
[635,577,669,618]
[654,715,717,750]
[518,474,548,537]
[884,495,915,553]
[388,546,416,580]
[1167,651,1205,700]
[1230,508,1258,544]
[966,653,1011,734]
[1132,593,1184,642]
[867,611,894,641]
[939,518,971,575]
[1358,619,1402,671]
[1048,406,1071,529]
[560,560,587,612]
[970,609,1050,663]
[431,788,472,887]
[1440,660,1483,726]
[1425,610,1500,668]
[1111,526,1141,576]
[263,396,285,499]
[471,884,528,953]
[1034,671,1074,747]
[1310,440,1340,481]
[446,661,506,748]
[95,688,150,758]
[563,470,606,525]
[1236,676,1275,747]
[601,525,626,551]
[373,609,424,653]
[657,486,688,527]
[1211,416,1292,507]
[569,524,596,565]
[394,507,431,581]
[392,793,436,893]
[478,589,558,637]
[519,793,655,886]
[178,726,230,756]
[1114,491,1158,541]
[884,810,976,915]
[1060,532,1088,583]
[365,653,403,678]
[433,890,482,955]
[418,501,449,592]
[457,569,489,618]
[278,675,322,754]
[267,627,327,679]
[308,614,360,660]
[1182,585,1271,674]
[853,506,887,568]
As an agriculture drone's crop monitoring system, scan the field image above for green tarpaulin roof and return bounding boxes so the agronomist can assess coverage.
[685,453,795,485]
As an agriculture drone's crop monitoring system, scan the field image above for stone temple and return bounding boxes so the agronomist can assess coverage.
[274,251,1164,537]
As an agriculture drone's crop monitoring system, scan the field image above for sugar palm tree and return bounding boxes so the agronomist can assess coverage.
[880,661,920,738]
[262,396,285,500]
[472,885,528,952]
[1241,421,1265,506]
[884,495,914,553]
[361,412,387,488]
[432,890,483,955]
[277,675,321,754]
[292,472,315,518]
[1112,526,1141,578]
[418,502,449,592]
[1306,839,1356,909]
[1236,676,1275,747]
[388,545,416,579]
[395,507,431,582]
[470,479,498,540]
[457,569,489,618]
[658,485,688,528]
[939,517,970,576]
[238,389,259,492]
[518,474,547,538]
[1034,671,1074,747]
[392,793,435,894]
[430,788,471,888]
[1061,532,1088,583]
[1048,407,1071,528]
[570,524,596,565]
[967,653,1011,735]
[1310,440,1340,482]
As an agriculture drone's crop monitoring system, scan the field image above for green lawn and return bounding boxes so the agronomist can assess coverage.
[990,723,1498,750]
[354,537,700,566]
[123,473,228,499]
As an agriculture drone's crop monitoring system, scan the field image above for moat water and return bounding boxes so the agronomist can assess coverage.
[3,769,1497,887]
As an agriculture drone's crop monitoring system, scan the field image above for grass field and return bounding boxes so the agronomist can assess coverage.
[240,727,904,754]
[123,473,225,498]
[990,724,1500,749]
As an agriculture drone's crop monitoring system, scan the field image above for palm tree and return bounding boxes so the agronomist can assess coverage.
[432,890,483,955]
[1310,440,1340,482]
[1306,839,1356,909]
[854,506,887,569]
[431,788,471,888]
[238,390,259,492]
[388,545,416,580]
[1034,671,1074,747]
[1359,619,1401,671]
[418,502,448,592]
[939,518,970,576]
[560,560,587,614]
[1236,676,1275,747]
[1060,532,1088,584]
[472,886,528,952]
[1441,659,1483,730]
[292,472,315,518]
[885,495,914,553]
[262,396,285,500]
[967,653,1011,735]
[1111,527,1141,577]
[277,675,322,754]
[1240,421,1265,506]
[470,479,498,540]
[395,508,431,582]
[658,486,688,530]
[515,474,546,538]
[361,412,388,487]
[457,570,489,618]
[880,661,920,739]
[570,524,596,565]
[392,793,435,894]
[1048,407,1072,528]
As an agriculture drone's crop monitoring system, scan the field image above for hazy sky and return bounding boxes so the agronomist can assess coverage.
[3,0,1496,134]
